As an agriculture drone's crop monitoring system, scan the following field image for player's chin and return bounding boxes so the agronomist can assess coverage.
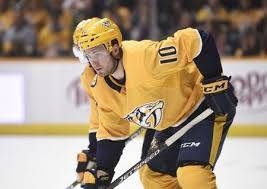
[98,71,108,77]
[102,70,113,77]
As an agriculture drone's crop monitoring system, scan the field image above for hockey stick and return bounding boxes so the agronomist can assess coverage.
[125,127,145,145]
[65,127,145,189]
[66,180,79,189]
[107,108,213,189]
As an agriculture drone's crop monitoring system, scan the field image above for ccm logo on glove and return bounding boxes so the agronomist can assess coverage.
[201,79,228,94]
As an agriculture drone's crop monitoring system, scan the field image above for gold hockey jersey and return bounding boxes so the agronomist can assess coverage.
[80,66,130,140]
[123,28,204,131]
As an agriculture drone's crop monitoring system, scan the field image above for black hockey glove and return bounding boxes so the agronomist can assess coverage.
[81,169,113,189]
[201,75,238,116]
[76,150,97,182]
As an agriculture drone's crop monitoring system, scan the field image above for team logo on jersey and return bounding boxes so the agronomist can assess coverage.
[124,100,164,128]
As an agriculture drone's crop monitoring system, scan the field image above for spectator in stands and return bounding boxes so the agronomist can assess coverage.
[1,0,267,57]
[157,0,184,38]
[2,6,37,56]
[225,22,241,56]
[196,0,229,23]
[25,0,48,32]
[36,0,72,57]
[0,0,14,55]
[257,0,267,56]
[261,33,267,56]
[130,0,150,40]
[115,6,133,40]
[196,0,230,56]
[64,0,102,29]
[177,11,196,30]
[100,3,133,40]
[165,9,196,39]
[221,0,239,11]
[46,0,72,30]
[182,0,206,12]
[230,0,264,32]
[37,14,71,57]
[215,26,228,56]
[235,27,261,57]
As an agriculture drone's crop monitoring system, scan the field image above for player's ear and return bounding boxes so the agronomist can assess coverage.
[111,44,121,59]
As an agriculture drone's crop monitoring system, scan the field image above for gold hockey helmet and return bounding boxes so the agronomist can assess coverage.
[77,17,122,52]
[73,18,100,45]
[72,19,100,64]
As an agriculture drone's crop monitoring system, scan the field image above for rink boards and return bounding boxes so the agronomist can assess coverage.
[0,58,267,137]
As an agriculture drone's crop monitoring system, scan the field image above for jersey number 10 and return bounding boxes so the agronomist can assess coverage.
[158,46,178,64]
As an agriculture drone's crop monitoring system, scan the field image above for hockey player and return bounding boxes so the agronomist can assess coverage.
[72,18,156,187]
[76,17,238,189]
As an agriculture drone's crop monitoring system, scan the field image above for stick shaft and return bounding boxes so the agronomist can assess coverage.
[66,180,79,189]
[126,127,145,145]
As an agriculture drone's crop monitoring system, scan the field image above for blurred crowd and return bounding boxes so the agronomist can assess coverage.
[0,0,267,58]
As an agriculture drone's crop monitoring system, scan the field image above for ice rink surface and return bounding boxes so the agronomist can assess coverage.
[1,136,267,189]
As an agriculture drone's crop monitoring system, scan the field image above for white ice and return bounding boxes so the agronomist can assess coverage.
[0,136,267,189]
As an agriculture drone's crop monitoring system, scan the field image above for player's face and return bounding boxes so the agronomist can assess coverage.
[84,45,116,76]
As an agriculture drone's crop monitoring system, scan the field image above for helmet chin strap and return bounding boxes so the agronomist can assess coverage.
[90,74,98,87]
